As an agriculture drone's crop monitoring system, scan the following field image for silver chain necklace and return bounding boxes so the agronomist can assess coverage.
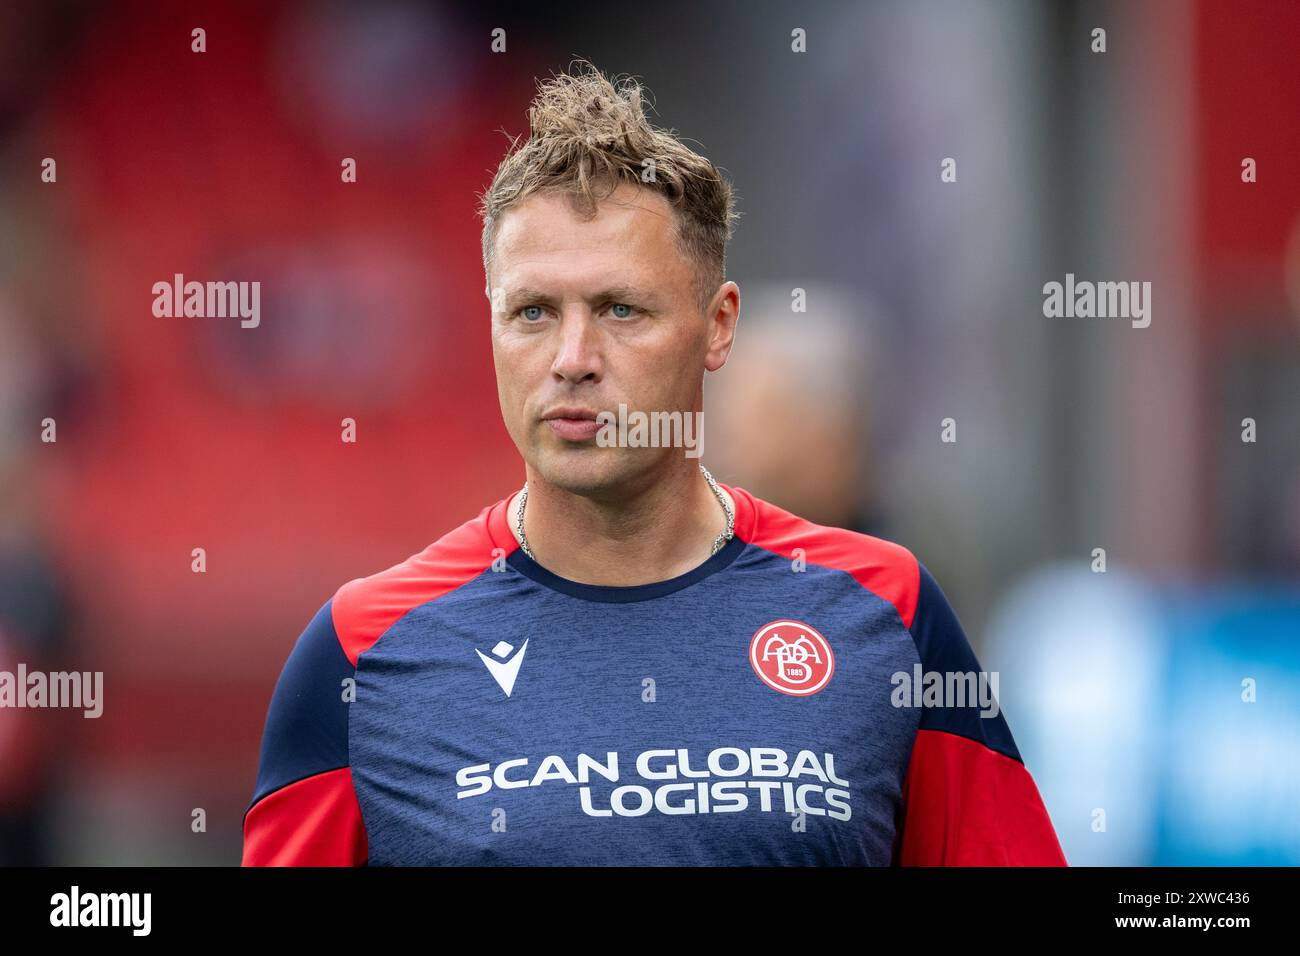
[514,463,734,562]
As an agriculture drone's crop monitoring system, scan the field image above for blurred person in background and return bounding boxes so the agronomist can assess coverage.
[706,282,888,538]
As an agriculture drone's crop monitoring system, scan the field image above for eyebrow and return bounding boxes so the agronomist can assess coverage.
[503,286,661,311]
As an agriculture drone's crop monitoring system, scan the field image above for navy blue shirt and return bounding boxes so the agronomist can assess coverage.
[242,484,1066,866]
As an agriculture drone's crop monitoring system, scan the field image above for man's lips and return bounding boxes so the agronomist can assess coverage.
[541,407,602,442]
[546,418,601,441]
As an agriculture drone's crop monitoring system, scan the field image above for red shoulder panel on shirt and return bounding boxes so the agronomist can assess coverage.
[894,728,1068,866]
[331,497,515,666]
[723,483,922,628]
[241,767,368,866]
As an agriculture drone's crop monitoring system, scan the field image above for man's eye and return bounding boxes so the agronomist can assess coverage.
[609,303,636,318]
[519,305,545,321]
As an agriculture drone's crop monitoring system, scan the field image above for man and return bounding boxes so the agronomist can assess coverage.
[242,61,1066,866]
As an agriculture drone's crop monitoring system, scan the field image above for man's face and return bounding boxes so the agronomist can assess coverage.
[488,181,736,497]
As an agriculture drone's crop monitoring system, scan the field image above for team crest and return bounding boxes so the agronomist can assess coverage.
[749,620,834,696]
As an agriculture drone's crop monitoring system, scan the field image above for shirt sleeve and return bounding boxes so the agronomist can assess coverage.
[241,599,368,866]
[891,562,1067,866]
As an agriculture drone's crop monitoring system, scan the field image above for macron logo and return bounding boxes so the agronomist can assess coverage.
[476,639,529,697]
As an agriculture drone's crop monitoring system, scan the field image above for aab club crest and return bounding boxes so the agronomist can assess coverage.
[749,620,835,696]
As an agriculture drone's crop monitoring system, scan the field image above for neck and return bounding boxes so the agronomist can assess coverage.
[508,460,734,586]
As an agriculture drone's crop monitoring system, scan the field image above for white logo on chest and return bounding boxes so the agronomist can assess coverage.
[476,639,529,697]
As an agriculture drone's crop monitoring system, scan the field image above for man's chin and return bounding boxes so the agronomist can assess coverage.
[528,446,648,499]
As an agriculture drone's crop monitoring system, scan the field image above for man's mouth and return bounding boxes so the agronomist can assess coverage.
[540,406,602,442]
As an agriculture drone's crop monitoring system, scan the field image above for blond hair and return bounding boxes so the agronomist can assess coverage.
[478,59,739,311]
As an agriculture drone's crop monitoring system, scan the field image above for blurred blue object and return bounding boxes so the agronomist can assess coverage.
[1157,587,1300,864]
[985,564,1300,866]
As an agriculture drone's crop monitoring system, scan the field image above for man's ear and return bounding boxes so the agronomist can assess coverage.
[704,281,740,372]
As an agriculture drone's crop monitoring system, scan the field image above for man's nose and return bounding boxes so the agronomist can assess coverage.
[550,310,603,383]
